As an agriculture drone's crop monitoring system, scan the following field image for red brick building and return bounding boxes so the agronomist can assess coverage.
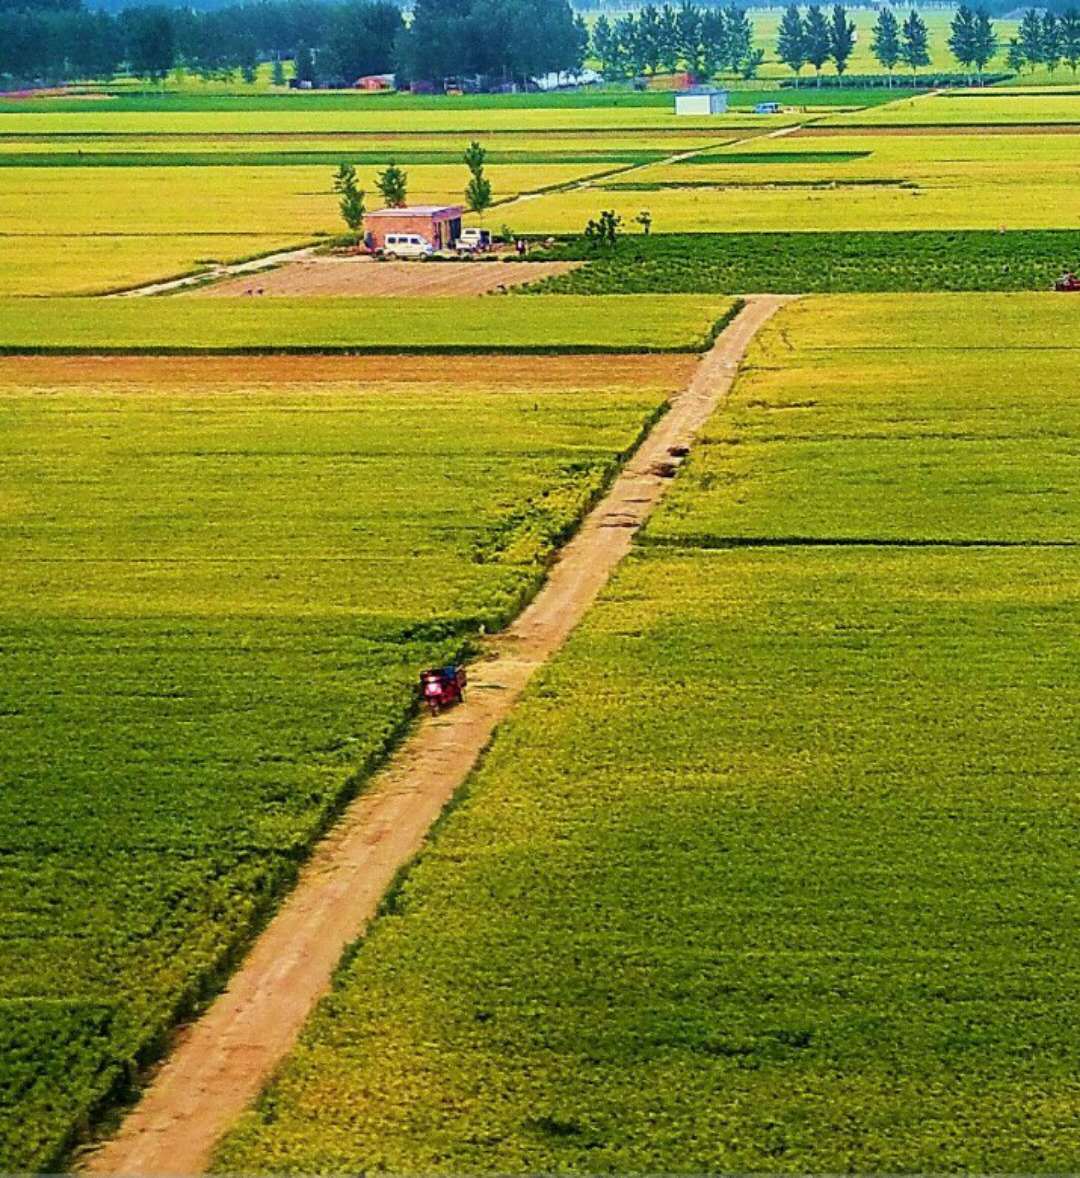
[364,206,465,252]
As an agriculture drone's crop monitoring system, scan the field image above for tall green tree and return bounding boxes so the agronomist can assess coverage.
[271,57,286,86]
[333,162,366,238]
[948,4,976,78]
[776,4,807,86]
[1061,8,1080,76]
[804,4,831,85]
[464,139,493,220]
[591,13,618,74]
[673,1,701,76]
[900,9,930,81]
[828,3,855,76]
[698,7,728,77]
[1018,8,1043,73]
[658,3,680,71]
[971,9,997,81]
[126,7,175,81]
[871,6,901,84]
[1005,36,1025,74]
[725,5,754,74]
[375,160,408,207]
[294,42,316,84]
[1043,10,1061,77]
[637,3,663,73]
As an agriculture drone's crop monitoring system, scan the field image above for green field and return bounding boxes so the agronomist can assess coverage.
[524,230,1080,293]
[0,353,687,1171]
[0,295,736,353]
[216,294,1080,1172]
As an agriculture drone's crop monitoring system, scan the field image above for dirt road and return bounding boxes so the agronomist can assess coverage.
[81,295,792,1177]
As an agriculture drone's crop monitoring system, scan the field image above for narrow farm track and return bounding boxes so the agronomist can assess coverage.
[80,295,792,1177]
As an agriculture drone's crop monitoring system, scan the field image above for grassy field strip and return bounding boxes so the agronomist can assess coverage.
[0,295,737,354]
[214,293,1080,1173]
[0,352,696,1172]
[80,297,788,1176]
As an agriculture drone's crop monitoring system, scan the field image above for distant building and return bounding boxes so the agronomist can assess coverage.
[354,73,395,91]
[675,88,728,116]
[364,205,465,252]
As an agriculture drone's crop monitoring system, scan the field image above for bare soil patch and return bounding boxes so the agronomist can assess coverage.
[190,256,579,297]
[1,352,695,389]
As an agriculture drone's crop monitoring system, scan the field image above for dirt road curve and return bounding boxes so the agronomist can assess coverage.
[80,295,792,1178]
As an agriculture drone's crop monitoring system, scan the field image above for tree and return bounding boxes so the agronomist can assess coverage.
[971,9,997,81]
[1005,36,1025,74]
[698,7,728,78]
[1043,11,1061,77]
[635,209,653,235]
[573,13,589,71]
[948,4,976,79]
[658,3,679,72]
[464,139,493,220]
[375,161,408,207]
[333,162,366,237]
[804,5,831,85]
[900,9,930,82]
[1061,8,1080,76]
[294,42,316,85]
[828,4,855,77]
[126,7,175,81]
[776,4,806,86]
[636,4,663,73]
[675,0,703,78]
[724,6,754,75]
[591,13,618,75]
[1018,8,1043,74]
[271,57,286,86]
[871,7,901,85]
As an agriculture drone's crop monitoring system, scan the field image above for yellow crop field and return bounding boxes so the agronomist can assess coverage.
[0,161,607,295]
[496,130,1080,233]
[0,106,796,137]
[825,89,1080,127]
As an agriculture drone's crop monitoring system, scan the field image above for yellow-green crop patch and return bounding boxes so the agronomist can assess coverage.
[0,161,613,296]
[649,293,1080,545]
[216,292,1080,1174]
[0,295,737,353]
[0,353,687,1171]
[495,130,1080,233]
[824,89,1080,127]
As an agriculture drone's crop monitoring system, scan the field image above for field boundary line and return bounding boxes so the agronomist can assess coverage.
[80,295,793,1178]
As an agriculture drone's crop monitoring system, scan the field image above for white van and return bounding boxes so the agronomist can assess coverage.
[384,233,434,258]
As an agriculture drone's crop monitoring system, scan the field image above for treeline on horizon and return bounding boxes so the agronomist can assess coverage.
[0,0,585,87]
[2,0,1080,88]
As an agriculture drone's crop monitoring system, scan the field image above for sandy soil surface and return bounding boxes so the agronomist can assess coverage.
[191,256,579,297]
[78,297,793,1178]
[3,352,696,389]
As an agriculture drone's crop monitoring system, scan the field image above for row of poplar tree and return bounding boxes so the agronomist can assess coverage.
[773,4,1080,85]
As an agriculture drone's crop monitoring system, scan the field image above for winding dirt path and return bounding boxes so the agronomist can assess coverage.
[81,296,792,1177]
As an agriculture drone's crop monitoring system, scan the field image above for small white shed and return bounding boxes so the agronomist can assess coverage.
[675,88,728,116]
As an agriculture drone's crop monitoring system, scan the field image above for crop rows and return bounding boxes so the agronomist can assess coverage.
[0,358,684,1170]
[523,231,1080,293]
[216,294,1080,1173]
